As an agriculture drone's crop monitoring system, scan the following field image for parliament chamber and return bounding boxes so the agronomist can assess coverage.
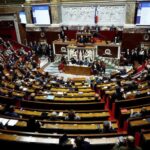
[0,0,150,150]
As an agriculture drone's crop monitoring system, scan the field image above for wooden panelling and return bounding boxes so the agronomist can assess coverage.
[122,33,150,50]
[26,31,59,44]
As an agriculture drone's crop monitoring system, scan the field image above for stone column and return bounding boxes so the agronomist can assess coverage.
[125,1,136,24]
[51,0,61,24]
[24,5,32,24]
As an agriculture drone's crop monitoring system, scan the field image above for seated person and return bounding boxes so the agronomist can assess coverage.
[112,136,126,150]
[101,121,116,133]
[26,116,41,132]
[65,110,80,121]
[83,58,90,66]
[70,57,77,64]
[112,136,142,150]
[4,105,20,118]
[59,134,69,146]
[95,93,101,101]
[41,112,48,119]
[72,136,91,150]
[130,107,148,118]
[77,59,83,65]
[74,86,78,92]
[79,35,85,44]
[64,36,68,42]
[120,67,127,75]
[50,111,58,120]
[111,85,124,104]
[91,61,98,75]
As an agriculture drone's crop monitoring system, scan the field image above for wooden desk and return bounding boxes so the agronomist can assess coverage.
[66,92,95,97]
[12,91,24,97]
[51,87,70,92]
[21,100,105,110]
[63,65,91,76]
[34,95,96,102]
[53,40,76,55]
[2,81,15,89]
[54,97,95,102]
[70,77,86,82]
[15,108,110,120]
[115,96,150,119]
[14,120,118,133]
[119,104,150,128]
[97,43,121,59]
[0,128,127,150]
[128,117,150,134]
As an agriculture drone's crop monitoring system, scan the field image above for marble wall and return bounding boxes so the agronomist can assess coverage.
[0,0,137,25]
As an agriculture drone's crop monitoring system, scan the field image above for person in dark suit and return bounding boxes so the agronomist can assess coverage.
[77,59,83,65]
[26,116,41,132]
[91,61,99,75]
[65,110,80,121]
[59,134,69,146]
[101,121,116,133]
[70,57,77,64]
[60,30,65,41]
[72,136,91,150]
[4,105,20,118]
[110,81,124,108]
[80,35,85,44]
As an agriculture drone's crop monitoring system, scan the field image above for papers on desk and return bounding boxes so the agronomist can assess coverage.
[48,138,59,144]
[70,138,74,144]
[78,92,83,95]
[121,88,124,92]
[103,86,108,89]
[7,119,18,126]
[57,92,64,96]
[104,80,108,83]
[47,95,55,100]
[0,118,9,126]
[22,87,28,91]
[58,112,63,116]
[126,91,131,95]
[111,78,117,82]
[120,74,128,78]
[50,81,57,84]
[89,137,118,144]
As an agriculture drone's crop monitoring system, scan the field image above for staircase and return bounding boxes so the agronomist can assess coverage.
[98,56,120,74]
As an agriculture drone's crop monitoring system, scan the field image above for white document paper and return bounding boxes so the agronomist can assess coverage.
[7,119,18,126]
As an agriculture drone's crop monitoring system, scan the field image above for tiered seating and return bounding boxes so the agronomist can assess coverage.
[0,38,149,149]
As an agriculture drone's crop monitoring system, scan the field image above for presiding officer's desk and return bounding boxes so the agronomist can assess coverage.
[63,65,91,76]
[53,39,121,59]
